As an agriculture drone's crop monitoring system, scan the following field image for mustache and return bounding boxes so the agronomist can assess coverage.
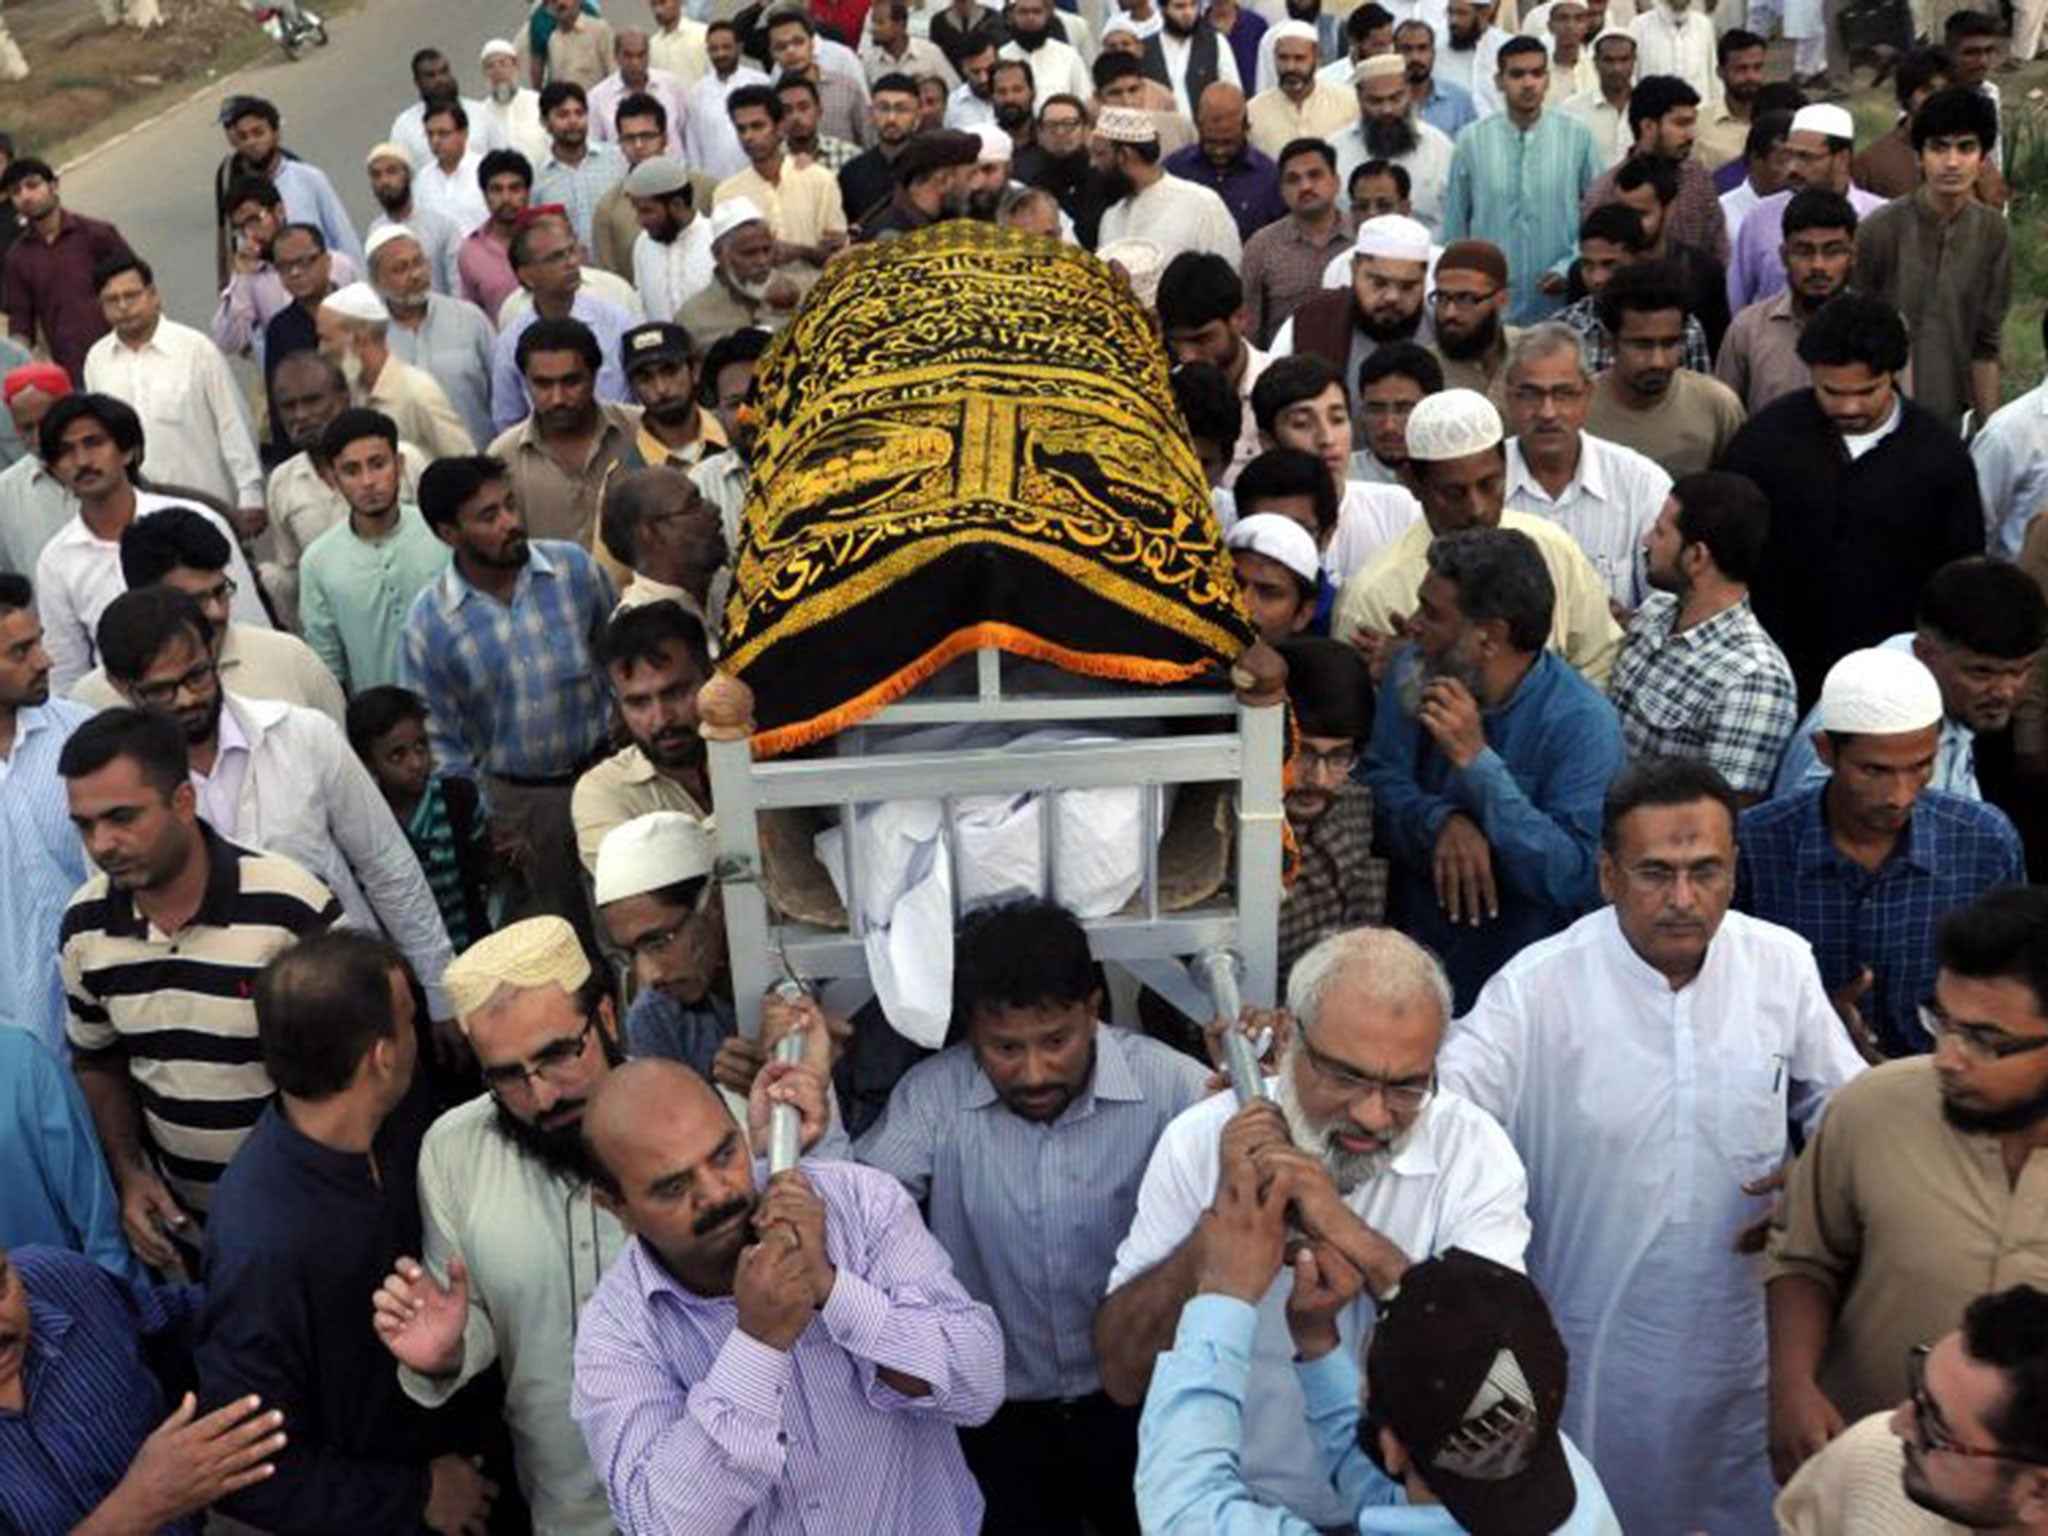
[697,1193,756,1236]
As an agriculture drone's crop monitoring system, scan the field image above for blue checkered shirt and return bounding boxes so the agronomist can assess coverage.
[536,141,628,249]
[1736,786,2025,1055]
[400,539,617,780]
[1608,593,1798,796]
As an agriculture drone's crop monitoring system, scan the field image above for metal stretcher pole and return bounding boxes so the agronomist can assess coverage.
[768,1028,807,1174]
[1199,949,1264,1105]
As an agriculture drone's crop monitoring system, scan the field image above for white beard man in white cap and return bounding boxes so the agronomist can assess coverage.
[315,280,478,462]
[1269,213,1438,383]
[477,38,551,162]
[677,196,819,346]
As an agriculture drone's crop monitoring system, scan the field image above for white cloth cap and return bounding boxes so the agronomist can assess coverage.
[1405,388,1504,460]
[1817,648,1943,734]
[1093,105,1159,144]
[1353,52,1408,83]
[481,37,519,61]
[1227,513,1321,584]
[363,223,418,264]
[710,195,768,243]
[319,281,390,324]
[594,811,718,907]
[1097,238,1165,305]
[1101,14,1140,38]
[1270,19,1321,43]
[1791,103,1855,142]
[365,140,411,169]
[1353,213,1433,262]
[1590,24,1635,46]
[969,122,1013,164]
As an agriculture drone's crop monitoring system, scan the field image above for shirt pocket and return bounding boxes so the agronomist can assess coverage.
[1718,1054,1789,1181]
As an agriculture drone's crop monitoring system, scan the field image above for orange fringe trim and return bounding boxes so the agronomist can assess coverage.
[746,624,1222,759]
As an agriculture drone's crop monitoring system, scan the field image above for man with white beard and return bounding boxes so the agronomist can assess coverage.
[1094,927,1532,1528]
[476,39,550,164]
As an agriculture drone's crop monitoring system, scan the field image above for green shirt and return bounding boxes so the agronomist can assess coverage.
[298,505,450,693]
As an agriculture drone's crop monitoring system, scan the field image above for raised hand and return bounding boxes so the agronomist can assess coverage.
[735,1225,817,1351]
[747,1058,835,1156]
[371,1255,470,1378]
[754,1170,834,1303]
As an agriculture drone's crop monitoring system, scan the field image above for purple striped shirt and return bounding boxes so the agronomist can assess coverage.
[571,1158,1003,1535]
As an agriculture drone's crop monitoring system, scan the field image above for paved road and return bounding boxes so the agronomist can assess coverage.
[61,0,667,326]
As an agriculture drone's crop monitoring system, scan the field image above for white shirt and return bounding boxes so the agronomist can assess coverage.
[1326,479,1424,584]
[1433,27,1507,116]
[1155,28,1241,121]
[683,65,774,182]
[943,83,998,128]
[999,37,1092,105]
[650,18,712,89]
[1504,432,1671,607]
[1441,907,1865,1536]
[632,218,717,321]
[414,151,490,235]
[211,691,455,1014]
[1106,1080,1532,1525]
[81,320,265,509]
[1970,379,2048,559]
[1628,5,1720,108]
[1563,88,1634,168]
[1841,396,1903,461]
[1720,176,1765,244]
[192,698,251,835]
[390,96,497,168]
[32,493,269,692]
[474,90,550,165]
[1098,173,1243,265]
[1331,116,1455,234]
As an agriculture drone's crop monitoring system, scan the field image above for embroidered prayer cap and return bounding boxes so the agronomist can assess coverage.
[1353,51,1408,83]
[1405,388,1503,461]
[624,156,693,198]
[364,141,412,169]
[1352,213,1433,263]
[1435,239,1509,290]
[594,812,718,907]
[319,282,391,324]
[1092,105,1160,145]
[1101,14,1142,40]
[363,224,419,264]
[1227,514,1321,585]
[1818,648,1943,734]
[1367,1250,1577,1536]
[480,37,519,61]
[1790,102,1855,143]
[710,195,770,244]
[443,917,593,1030]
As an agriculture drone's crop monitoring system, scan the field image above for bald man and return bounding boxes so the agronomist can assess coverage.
[1164,82,1288,243]
[570,1057,1005,1534]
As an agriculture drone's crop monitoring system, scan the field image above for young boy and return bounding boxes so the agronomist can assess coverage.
[346,686,496,953]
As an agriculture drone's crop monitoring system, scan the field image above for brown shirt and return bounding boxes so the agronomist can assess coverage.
[1713,290,1811,416]
[487,401,644,545]
[1240,213,1354,347]
[1852,122,2006,208]
[1764,1057,2048,1420]
[1854,189,2011,431]
[1584,366,1746,477]
[548,17,616,91]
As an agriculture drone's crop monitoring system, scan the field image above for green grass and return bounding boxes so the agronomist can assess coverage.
[2002,96,2048,401]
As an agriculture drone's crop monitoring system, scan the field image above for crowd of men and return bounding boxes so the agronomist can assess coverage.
[3,0,2048,1531]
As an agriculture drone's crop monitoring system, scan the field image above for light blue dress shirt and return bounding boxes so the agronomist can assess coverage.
[0,698,91,1053]
[1441,108,1599,322]
[1137,1295,1623,1534]
[270,157,364,265]
[0,1026,137,1279]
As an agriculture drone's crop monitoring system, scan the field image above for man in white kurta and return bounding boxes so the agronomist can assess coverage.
[1093,106,1245,265]
[1439,758,1865,1536]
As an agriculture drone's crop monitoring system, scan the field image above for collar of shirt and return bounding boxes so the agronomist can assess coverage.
[508,404,636,464]
[1791,783,1937,879]
[1506,435,1612,507]
[441,538,559,616]
[1838,396,1903,460]
[1761,288,1800,326]
[959,1019,1147,1117]
[1663,593,1759,651]
[97,821,248,938]
[259,1097,393,1194]
[13,1288,81,1411]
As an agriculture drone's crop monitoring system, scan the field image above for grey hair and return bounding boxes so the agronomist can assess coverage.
[1285,927,1452,1038]
[1507,322,1591,383]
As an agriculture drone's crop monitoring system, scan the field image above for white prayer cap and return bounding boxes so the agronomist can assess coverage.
[1270,18,1321,43]
[363,223,419,264]
[594,811,718,907]
[443,916,593,1030]
[1227,514,1320,584]
[1097,237,1165,305]
[710,195,768,244]
[319,281,390,324]
[364,141,411,169]
[1817,648,1943,735]
[481,37,519,62]
[1790,102,1855,142]
[1590,24,1635,46]
[1405,388,1504,461]
[1353,52,1408,83]
[1092,105,1159,144]
[968,122,1013,164]
[1353,213,1432,263]
[1101,14,1140,39]
[623,156,693,198]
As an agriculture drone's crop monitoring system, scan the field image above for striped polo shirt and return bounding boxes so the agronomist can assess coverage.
[59,825,340,1217]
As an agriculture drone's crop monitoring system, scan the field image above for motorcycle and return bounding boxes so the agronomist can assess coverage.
[251,2,328,59]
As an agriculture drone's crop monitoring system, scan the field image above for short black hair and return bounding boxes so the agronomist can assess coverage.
[516,316,603,376]
[1961,1285,2048,1464]
[1425,528,1554,653]
[57,707,190,797]
[1613,153,1679,206]
[1093,52,1143,89]
[1796,293,1910,374]
[775,73,821,105]
[991,57,1034,92]
[1496,34,1547,65]
[223,175,284,214]
[540,80,590,116]
[418,455,510,533]
[38,392,144,467]
[1917,556,2048,659]
[1753,82,1808,118]
[120,506,231,588]
[766,6,816,33]
[1599,756,1739,855]
[0,572,31,615]
[1937,886,2048,1026]
[478,147,535,191]
[616,91,669,132]
[958,22,1002,58]
[1157,251,1243,333]
[1277,137,1337,174]
[1671,470,1770,583]
[1251,353,1344,435]
[1944,9,1999,40]
[255,931,409,1101]
[1911,82,1998,154]
[424,98,470,131]
[1580,202,1647,252]
[92,253,154,295]
[1745,107,1795,162]
[1628,73,1699,135]
[1358,340,1443,397]
[271,221,328,256]
[1351,158,1412,199]
[873,71,920,98]
[594,597,713,677]
[1717,27,1766,63]
[698,326,771,407]
[953,896,1097,1025]
[1781,188,1858,240]
[727,83,784,122]
[1348,2,1394,38]
[227,96,281,129]
[346,685,429,760]
[1171,362,1241,466]
[317,407,400,468]
[1277,636,1373,740]
[1235,446,1338,533]
[1594,257,1692,337]
[1895,43,1953,106]
[0,156,54,192]
[98,586,211,685]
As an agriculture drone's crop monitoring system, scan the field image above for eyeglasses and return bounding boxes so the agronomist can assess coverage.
[1430,287,1499,310]
[1617,858,1732,895]
[191,576,238,611]
[274,251,326,275]
[479,1017,597,1097]
[1293,745,1357,779]
[1041,115,1086,131]
[1507,383,1590,408]
[131,658,218,709]
[1918,1002,2048,1062]
[1906,1345,2048,1464]
[1294,1024,1435,1112]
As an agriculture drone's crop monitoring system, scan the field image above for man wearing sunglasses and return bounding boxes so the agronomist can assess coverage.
[1775,1285,2048,1534]
[1766,887,2048,1490]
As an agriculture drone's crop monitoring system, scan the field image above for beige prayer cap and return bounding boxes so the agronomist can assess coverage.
[1818,649,1943,735]
[1405,388,1504,461]
[365,141,411,169]
[1353,52,1407,84]
[1092,106,1160,145]
[443,916,593,1030]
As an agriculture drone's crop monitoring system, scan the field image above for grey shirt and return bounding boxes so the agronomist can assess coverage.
[386,291,498,451]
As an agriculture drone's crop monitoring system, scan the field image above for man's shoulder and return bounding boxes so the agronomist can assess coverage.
[420,1092,505,1174]
[1818,1055,1939,1130]
[1673,366,1744,414]
[1918,786,2023,843]
[1739,785,1817,845]
[231,836,343,914]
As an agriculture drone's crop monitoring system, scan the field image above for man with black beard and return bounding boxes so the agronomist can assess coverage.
[1144,0,1241,122]
[369,915,837,1536]
[618,323,724,477]
[999,0,1092,102]
[1427,239,1515,394]
[989,59,1038,154]
[1270,213,1435,407]
[1766,887,2048,1489]
[840,73,922,230]
[1332,53,1453,233]
[1434,0,1507,115]
[859,129,978,240]
[1016,94,1109,242]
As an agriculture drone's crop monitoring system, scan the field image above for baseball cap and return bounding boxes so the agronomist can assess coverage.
[1366,1250,1577,1536]
[621,321,695,374]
